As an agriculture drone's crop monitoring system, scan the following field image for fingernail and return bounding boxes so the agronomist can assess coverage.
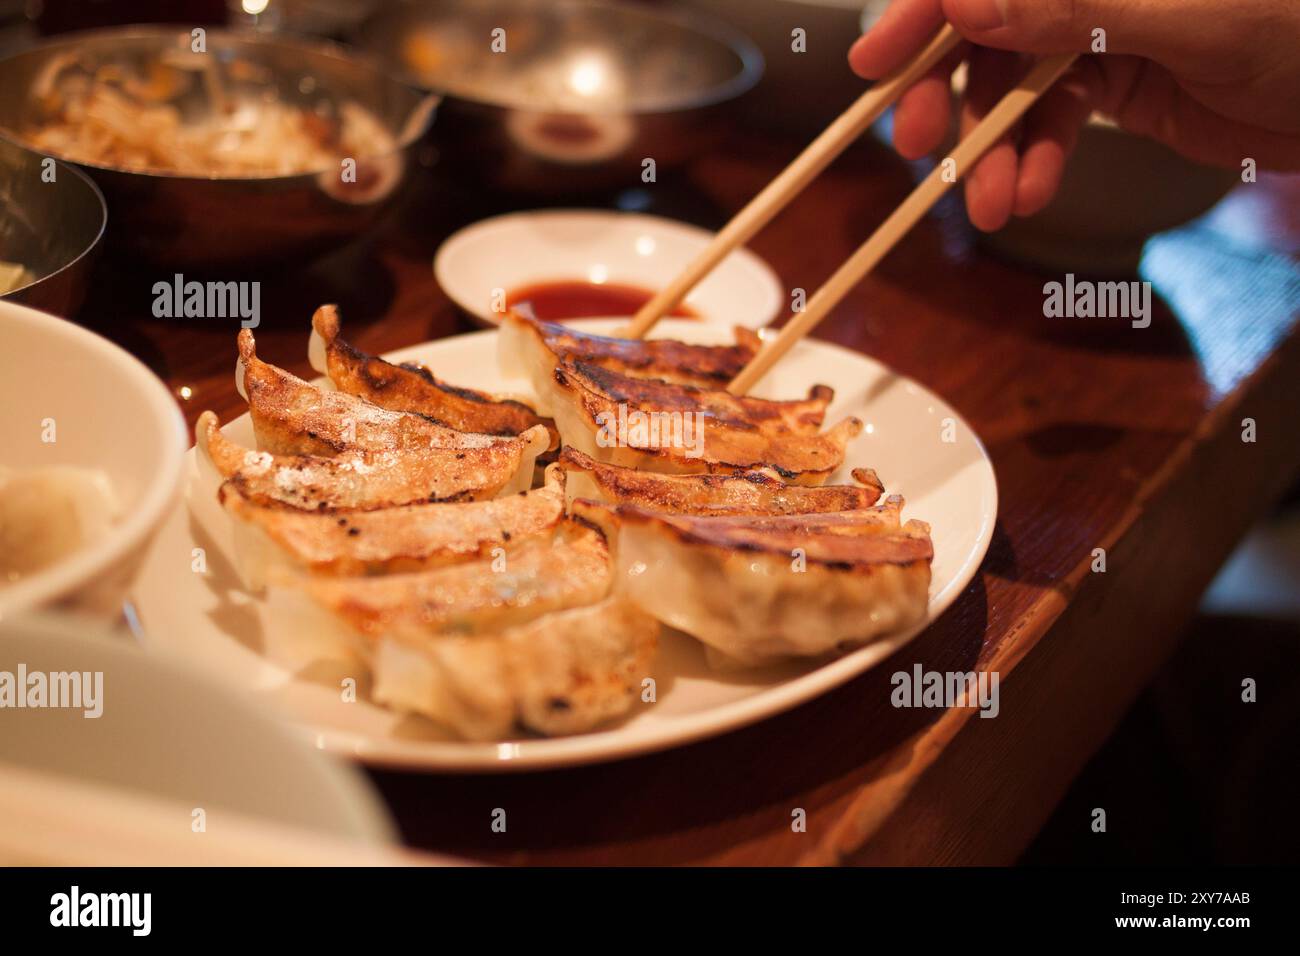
[954,0,1006,31]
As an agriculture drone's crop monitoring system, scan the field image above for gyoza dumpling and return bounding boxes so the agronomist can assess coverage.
[218,465,567,588]
[265,517,656,740]
[308,304,559,450]
[236,328,549,476]
[196,411,540,508]
[0,465,121,582]
[548,359,862,485]
[268,518,612,647]
[498,310,761,409]
[558,449,884,515]
[370,595,658,740]
[575,498,932,666]
[560,359,834,434]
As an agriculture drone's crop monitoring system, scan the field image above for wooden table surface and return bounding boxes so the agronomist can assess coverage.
[77,123,1300,866]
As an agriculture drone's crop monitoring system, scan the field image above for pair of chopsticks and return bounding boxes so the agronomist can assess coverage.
[623,24,1078,394]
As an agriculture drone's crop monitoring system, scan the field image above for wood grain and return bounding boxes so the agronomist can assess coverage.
[77,125,1300,865]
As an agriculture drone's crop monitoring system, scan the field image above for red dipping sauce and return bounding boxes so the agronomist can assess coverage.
[506,280,699,321]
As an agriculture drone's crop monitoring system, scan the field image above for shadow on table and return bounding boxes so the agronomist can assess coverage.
[1021,611,1300,865]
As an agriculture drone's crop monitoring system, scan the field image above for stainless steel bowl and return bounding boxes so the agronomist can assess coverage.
[356,0,762,194]
[0,137,106,316]
[0,26,437,268]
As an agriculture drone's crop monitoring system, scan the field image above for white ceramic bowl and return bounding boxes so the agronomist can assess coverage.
[0,613,398,848]
[0,301,187,618]
[434,209,785,328]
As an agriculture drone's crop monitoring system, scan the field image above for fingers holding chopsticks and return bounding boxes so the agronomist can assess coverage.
[955,48,1103,230]
[890,44,967,160]
[852,0,1300,226]
[1010,58,1106,216]
[851,0,1105,232]
[957,46,1024,231]
[847,0,962,160]
[849,0,948,77]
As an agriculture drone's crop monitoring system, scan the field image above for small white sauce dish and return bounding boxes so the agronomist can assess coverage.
[434,208,784,328]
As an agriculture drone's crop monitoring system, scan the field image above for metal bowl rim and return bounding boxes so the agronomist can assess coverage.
[0,150,107,299]
[360,0,765,116]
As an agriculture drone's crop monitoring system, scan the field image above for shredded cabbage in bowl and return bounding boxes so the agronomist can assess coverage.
[21,58,397,178]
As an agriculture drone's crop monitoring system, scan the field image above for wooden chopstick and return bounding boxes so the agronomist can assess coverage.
[621,23,964,340]
[728,51,1079,395]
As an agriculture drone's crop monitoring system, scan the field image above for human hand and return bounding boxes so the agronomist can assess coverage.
[849,0,1300,231]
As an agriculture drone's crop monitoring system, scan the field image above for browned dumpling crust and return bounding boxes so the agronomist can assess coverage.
[561,359,833,435]
[196,411,542,509]
[276,517,612,643]
[367,595,658,741]
[309,304,559,450]
[502,310,761,388]
[237,327,548,464]
[549,358,862,485]
[575,498,932,665]
[559,448,884,515]
[219,467,568,582]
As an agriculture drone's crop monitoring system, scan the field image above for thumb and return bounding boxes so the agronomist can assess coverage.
[941,0,1225,64]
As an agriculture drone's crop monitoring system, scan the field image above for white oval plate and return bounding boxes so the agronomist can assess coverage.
[434,209,784,328]
[131,320,996,772]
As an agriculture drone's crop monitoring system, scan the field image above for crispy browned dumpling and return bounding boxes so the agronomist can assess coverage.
[575,498,931,665]
[559,448,884,515]
[499,310,760,392]
[457,595,658,738]
[219,466,568,586]
[367,595,658,740]
[308,304,559,450]
[264,517,643,741]
[548,359,862,485]
[265,516,657,740]
[564,360,832,434]
[236,328,549,470]
[274,517,613,643]
[196,411,539,510]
